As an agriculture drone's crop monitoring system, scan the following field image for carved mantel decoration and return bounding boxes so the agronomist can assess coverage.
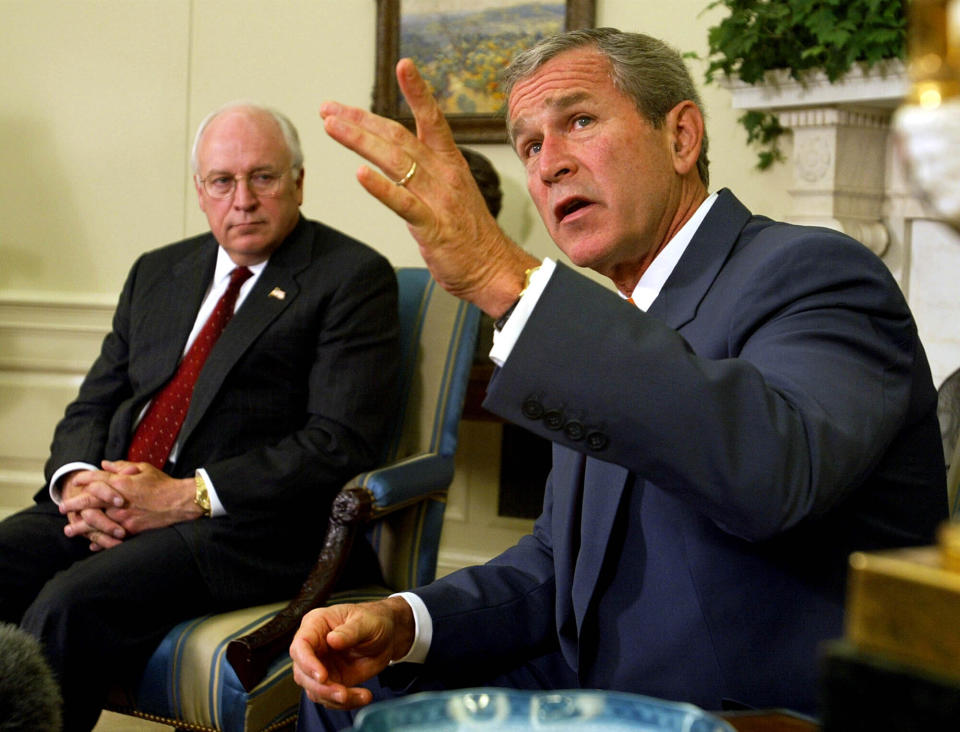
[723,61,910,257]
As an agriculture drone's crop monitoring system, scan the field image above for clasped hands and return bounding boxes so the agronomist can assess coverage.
[60,460,199,551]
[319,58,540,319]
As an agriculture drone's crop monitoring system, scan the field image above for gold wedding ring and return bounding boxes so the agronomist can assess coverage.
[394,161,417,186]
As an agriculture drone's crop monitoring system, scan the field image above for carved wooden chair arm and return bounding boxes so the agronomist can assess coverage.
[225,486,373,691]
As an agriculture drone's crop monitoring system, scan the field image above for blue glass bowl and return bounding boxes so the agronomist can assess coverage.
[351,688,736,731]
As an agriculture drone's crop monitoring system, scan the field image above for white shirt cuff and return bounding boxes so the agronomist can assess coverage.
[489,258,556,367]
[388,591,432,664]
[49,462,98,504]
[196,467,225,517]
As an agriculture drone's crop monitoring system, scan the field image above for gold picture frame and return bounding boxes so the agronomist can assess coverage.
[373,0,597,143]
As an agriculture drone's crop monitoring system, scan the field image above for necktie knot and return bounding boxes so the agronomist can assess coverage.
[229,266,253,290]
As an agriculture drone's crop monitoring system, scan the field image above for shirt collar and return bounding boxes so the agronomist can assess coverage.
[628,191,718,311]
[213,247,269,285]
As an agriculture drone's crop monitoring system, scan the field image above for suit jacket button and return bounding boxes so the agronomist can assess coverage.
[543,408,564,430]
[564,420,585,441]
[522,398,544,420]
[586,431,608,451]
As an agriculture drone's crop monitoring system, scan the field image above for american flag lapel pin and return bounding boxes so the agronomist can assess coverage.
[268,287,286,300]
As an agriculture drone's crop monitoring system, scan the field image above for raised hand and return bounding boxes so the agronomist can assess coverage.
[320,58,538,318]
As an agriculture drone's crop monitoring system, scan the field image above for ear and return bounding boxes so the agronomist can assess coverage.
[293,167,305,206]
[194,175,207,213]
[666,100,704,178]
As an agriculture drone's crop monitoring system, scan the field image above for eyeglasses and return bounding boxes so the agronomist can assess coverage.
[197,168,294,199]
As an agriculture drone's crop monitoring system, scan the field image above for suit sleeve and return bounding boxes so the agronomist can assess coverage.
[485,236,934,542]
[42,257,141,493]
[414,461,562,669]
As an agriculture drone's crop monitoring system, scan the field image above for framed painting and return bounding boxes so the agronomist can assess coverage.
[373,0,596,143]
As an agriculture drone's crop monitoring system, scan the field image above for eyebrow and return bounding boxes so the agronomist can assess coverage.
[509,90,593,147]
[201,164,280,177]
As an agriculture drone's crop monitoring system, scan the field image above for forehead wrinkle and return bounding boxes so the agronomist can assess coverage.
[508,90,594,146]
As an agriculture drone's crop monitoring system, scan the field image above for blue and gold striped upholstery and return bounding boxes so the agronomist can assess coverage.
[106,268,480,731]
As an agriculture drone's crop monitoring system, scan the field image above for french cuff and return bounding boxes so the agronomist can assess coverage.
[49,462,98,504]
[489,258,556,367]
[388,591,432,665]
[196,467,225,517]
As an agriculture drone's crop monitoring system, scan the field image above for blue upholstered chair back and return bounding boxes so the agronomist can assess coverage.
[362,267,480,589]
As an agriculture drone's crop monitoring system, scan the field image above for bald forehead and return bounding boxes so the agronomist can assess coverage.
[196,108,291,169]
[201,107,282,144]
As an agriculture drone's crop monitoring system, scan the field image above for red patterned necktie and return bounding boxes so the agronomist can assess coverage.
[127,266,253,469]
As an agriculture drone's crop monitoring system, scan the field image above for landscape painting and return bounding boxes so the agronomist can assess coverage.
[374,0,595,142]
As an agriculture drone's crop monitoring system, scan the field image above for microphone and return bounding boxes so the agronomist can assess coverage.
[0,623,62,731]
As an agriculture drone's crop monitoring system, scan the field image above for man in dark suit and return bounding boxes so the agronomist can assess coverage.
[0,103,399,732]
[291,29,947,726]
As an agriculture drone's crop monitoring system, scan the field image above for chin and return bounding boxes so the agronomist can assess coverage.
[561,244,609,272]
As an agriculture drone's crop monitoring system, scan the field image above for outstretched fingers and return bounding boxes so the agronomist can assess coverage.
[320,105,432,227]
[395,58,458,153]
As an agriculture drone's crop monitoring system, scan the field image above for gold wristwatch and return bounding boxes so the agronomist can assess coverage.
[194,472,212,517]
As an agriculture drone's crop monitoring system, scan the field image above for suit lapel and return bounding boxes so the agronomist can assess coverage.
[141,241,218,396]
[571,458,630,631]
[178,219,311,446]
[646,188,751,329]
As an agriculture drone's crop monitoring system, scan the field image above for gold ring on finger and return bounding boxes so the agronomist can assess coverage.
[394,161,417,187]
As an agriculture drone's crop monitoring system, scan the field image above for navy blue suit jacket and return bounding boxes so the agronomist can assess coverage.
[413,190,946,713]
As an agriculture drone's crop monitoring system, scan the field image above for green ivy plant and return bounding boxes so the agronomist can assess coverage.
[703,0,907,169]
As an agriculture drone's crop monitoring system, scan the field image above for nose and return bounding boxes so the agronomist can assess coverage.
[231,177,259,210]
[538,136,576,184]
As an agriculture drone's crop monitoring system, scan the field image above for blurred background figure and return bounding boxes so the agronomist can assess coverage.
[0,622,62,732]
[459,146,503,219]
[459,146,503,359]
[893,0,960,228]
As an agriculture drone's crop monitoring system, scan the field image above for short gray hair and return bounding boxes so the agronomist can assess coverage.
[503,28,709,187]
[190,101,304,175]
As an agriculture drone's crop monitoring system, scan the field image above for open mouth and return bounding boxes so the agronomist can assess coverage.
[556,197,592,222]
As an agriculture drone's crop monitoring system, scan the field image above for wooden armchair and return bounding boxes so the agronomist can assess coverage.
[105,268,480,731]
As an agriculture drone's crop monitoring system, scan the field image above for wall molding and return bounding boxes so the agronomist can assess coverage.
[0,295,114,514]
[0,294,114,374]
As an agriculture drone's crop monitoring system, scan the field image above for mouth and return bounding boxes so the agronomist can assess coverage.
[229,220,265,231]
[554,196,593,224]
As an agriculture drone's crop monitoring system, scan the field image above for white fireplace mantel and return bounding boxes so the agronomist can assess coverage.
[723,61,913,258]
[723,61,909,112]
[722,61,960,387]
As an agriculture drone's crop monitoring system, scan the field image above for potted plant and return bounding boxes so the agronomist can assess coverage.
[703,0,907,168]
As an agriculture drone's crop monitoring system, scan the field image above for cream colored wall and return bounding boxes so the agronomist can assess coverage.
[0,1,791,562]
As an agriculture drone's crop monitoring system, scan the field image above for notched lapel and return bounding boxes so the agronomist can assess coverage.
[140,242,217,395]
[646,189,751,330]
[571,458,630,630]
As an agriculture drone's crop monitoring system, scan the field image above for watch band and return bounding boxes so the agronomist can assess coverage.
[494,265,540,331]
[194,472,212,517]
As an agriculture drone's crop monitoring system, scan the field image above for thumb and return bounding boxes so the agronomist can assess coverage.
[325,610,385,654]
[101,459,141,475]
